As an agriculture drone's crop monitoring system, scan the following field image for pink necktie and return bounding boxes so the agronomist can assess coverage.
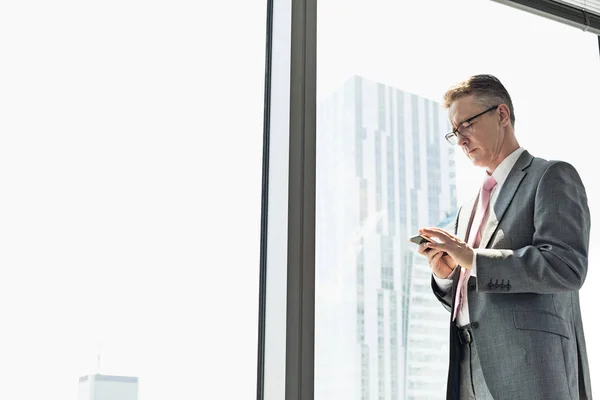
[452,175,497,321]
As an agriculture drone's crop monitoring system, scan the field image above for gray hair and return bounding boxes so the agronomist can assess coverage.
[443,74,515,127]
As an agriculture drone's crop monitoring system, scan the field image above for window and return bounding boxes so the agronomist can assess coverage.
[0,2,266,399]
[315,0,600,399]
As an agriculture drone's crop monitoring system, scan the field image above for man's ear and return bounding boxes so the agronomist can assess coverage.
[498,104,511,127]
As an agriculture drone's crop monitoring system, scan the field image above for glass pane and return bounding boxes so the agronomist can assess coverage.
[315,0,600,398]
[0,1,266,399]
[261,0,292,397]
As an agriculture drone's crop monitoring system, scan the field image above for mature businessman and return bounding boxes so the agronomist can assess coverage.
[417,74,592,399]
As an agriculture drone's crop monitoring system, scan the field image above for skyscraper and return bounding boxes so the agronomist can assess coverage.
[404,213,456,399]
[315,76,457,399]
[78,374,139,400]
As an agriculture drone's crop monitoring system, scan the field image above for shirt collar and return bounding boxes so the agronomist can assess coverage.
[486,147,525,188]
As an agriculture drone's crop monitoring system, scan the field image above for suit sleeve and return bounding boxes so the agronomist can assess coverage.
[431,276,454,311]
[431,268,461,311]
[475,161,590,293]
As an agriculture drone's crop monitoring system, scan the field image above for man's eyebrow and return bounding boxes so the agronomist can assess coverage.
[451,117,466,131]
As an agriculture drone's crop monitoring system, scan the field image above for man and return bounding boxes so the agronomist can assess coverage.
[417,74,592,399]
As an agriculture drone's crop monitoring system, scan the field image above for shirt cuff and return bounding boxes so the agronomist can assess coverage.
[471,250,477,277]
[433,267,458,294]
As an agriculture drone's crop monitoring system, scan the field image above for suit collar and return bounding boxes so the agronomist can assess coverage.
[458,150,534,248]
[479,150,532,248]
[512,149,534,171]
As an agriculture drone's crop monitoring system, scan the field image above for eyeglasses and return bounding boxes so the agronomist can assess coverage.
[445,105,499,145]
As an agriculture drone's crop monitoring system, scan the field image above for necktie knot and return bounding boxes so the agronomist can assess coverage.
[482,175,497,192]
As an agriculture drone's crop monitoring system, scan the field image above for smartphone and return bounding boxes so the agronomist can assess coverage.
[409,234,447,255]
[409,234,432,245]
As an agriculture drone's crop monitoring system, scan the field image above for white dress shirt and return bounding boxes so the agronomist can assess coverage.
[434,147,525,327]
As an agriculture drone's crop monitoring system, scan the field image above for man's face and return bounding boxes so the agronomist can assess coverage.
[448,95,503,170]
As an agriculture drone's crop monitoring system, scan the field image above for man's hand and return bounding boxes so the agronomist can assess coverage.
[417,243,457,279]
[418,227,474,274]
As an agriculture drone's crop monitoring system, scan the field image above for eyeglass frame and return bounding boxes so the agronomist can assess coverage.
[444,105,500,145]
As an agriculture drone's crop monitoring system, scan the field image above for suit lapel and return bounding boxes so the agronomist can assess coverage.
[458,195,477,242]
[479,151,534,248]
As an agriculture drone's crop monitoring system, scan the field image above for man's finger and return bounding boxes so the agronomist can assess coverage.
[419,242,439,255]
[426,241,451,259]
[426,246,443,260]
[426,249,435,263]
[420,227,451,239]
[430,250,443,267]
[425,241,446,252]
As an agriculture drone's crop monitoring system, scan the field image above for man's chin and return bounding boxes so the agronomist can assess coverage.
[469,157,485,168]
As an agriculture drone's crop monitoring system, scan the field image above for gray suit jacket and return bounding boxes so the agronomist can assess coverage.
[432,150,593,399]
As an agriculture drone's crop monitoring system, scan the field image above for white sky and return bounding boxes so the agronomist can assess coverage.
[0,0,598,399]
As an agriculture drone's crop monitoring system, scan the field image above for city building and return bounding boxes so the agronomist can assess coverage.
[315,75,457,400]
[78,374,139,400]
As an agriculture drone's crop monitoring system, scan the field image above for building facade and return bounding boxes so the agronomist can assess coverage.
[78,374,139,400]
[315,75,457,400]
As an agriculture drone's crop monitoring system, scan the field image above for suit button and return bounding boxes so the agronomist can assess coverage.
[472,322,479,329]
[468,282,476,290]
